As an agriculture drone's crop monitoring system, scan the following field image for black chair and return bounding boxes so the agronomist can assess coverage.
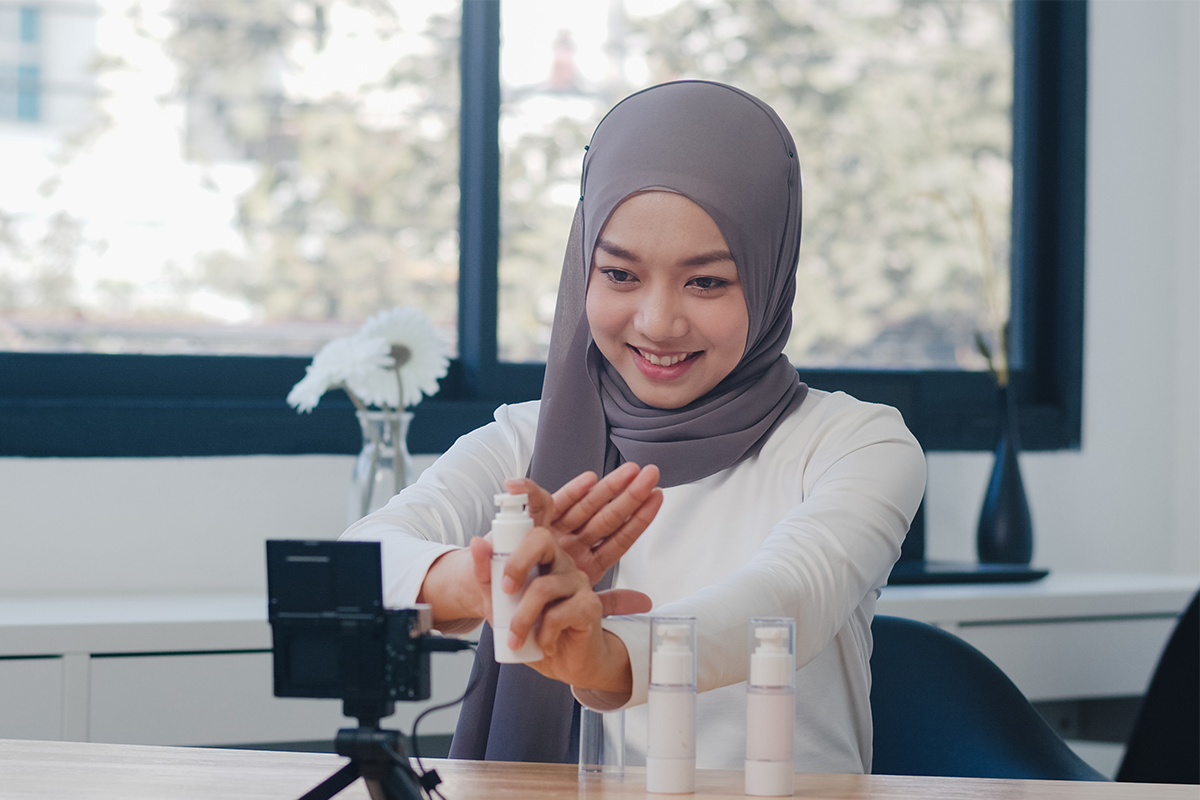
[1116,590,1199,784]
[870,614,1106,780]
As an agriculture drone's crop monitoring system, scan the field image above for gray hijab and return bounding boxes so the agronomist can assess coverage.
[450,81,807,764]
[533,79,806,490]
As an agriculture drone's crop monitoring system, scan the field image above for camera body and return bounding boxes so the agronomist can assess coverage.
[266,540,433,711]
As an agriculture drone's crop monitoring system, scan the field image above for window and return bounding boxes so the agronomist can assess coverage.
[2,1,459,355]
[497,2,1015,371]
[1,5,40,121]
[0,0,1084,458]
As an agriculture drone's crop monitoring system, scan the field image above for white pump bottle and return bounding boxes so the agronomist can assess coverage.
[745,618,796,796]
[489,492,543,663]
[647,616,697,794]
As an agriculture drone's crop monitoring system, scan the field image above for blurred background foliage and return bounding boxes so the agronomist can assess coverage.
[1,0,1010,369]
[497,0,1012,367]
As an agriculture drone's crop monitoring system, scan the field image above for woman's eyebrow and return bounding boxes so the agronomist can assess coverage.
[596,239,735,268]
[681,249,736,267]
[595,238,639,261]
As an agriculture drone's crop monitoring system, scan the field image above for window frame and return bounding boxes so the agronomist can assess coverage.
[0,0,1084,459]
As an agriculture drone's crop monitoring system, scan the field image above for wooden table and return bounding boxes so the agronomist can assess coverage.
[1,739,1194,800]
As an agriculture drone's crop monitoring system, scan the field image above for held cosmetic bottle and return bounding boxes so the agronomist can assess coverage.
[489,492,543,663]
[745,618,796,796]
[647,617,697,794]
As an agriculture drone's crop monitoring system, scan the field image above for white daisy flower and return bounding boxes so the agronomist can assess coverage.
[286,334,393,413]
[349,307,451,409]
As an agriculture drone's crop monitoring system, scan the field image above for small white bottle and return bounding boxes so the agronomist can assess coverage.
[647,616,696,794]
[745,618,796,796]
[489,492,543,663]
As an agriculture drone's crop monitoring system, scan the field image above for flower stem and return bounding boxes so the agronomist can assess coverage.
[392,368,408,494]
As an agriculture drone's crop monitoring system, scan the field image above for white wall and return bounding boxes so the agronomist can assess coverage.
[1,0,1197,599]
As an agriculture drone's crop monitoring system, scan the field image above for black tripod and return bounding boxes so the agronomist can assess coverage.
[298,702,428,800]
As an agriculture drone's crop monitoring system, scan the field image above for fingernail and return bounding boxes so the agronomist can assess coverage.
[502,575,518,594]
[507,632,521,649]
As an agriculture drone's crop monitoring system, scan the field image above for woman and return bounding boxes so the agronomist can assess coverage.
[342,80,926,772]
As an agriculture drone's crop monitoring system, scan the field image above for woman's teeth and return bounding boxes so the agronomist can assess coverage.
[638,349,692,367]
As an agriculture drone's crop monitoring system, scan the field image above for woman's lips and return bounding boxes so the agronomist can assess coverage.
[629,345,700,379]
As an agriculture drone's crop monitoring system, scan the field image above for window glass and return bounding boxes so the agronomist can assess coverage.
[0,0,459,355]
[498,0,1012,370]
[1,5,41,121]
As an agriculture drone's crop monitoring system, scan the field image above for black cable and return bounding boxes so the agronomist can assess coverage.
[409,643,481,771]
[373,642,479,800]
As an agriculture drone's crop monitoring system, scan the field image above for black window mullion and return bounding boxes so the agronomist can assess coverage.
[457,0,502,397]
[1010,0,1087,449]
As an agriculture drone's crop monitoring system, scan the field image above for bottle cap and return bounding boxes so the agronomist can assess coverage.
[491,492,533,553]
[651,617,696,687]
[749,618,795,688]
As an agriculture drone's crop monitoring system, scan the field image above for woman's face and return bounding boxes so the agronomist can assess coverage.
[586,191,749,410]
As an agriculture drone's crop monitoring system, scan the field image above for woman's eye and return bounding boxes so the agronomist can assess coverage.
[689,276,728,291]
[600,268,635,284]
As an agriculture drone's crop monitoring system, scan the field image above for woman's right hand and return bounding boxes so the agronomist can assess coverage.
[470,527,650,697]
[504,462,663,586]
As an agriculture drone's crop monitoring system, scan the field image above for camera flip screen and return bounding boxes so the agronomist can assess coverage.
[267,540,388,701]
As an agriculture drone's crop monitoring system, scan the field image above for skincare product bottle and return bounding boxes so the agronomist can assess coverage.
[489,492,543,663]
[745,618,796,796]
[647,616,696,794]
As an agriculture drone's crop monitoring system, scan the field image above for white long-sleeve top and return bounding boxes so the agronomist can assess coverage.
[341,388,926,773]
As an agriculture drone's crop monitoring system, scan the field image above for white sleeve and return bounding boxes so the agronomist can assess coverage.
[339,402,538,621]
[583,400,926,710]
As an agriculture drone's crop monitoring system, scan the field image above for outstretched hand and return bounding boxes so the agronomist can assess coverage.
[416,463,660,633]
[469,531,651,694]
[504,462,663,586]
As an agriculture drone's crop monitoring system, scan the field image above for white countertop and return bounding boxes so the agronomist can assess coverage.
[878,572,1199,624]
[0,594,270,656]
[2,572,1196,658]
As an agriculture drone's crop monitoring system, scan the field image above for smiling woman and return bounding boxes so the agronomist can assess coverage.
[586,191,749,410]
[343,80,927,770]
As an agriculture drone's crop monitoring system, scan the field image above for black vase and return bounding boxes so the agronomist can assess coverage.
[977,385,1033,564]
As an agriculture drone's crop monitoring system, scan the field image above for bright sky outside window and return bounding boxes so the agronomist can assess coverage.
[0,0,459,356]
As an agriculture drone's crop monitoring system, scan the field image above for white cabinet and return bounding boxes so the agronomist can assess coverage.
[953,617,1178,702]
[877,573,1199,702]
[0,596,475,747]
[88,652,344,746]
[1,575,1195,748]
[0,658,62,741]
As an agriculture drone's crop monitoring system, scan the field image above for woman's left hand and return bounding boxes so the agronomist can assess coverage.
[503,462,662,587]
[469,528,650,695]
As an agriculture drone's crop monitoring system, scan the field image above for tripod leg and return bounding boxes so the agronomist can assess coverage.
[298,761,361,800]
[361,763,423,800]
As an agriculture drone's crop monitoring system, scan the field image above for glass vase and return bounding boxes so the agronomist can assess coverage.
[976,385,1033,564]
[348,409,415,525]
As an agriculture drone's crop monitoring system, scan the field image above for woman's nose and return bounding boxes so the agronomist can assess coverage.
[634,287,688,342]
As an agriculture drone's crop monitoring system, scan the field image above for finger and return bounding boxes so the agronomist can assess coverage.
[554,462,642,533]
[575,463,661,544]
[545,471,599,523]
[504,477,557,528]
[589,486,663,568]
[537,588,603,658]
[469,536,493,588]
[506,569,589,649]
[468,537,495,619]
[502,527,558,594]
[596,588,653,617]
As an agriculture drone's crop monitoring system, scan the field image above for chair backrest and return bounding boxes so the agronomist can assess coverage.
[869,614,1106,781]
[1116,590,1199,784]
